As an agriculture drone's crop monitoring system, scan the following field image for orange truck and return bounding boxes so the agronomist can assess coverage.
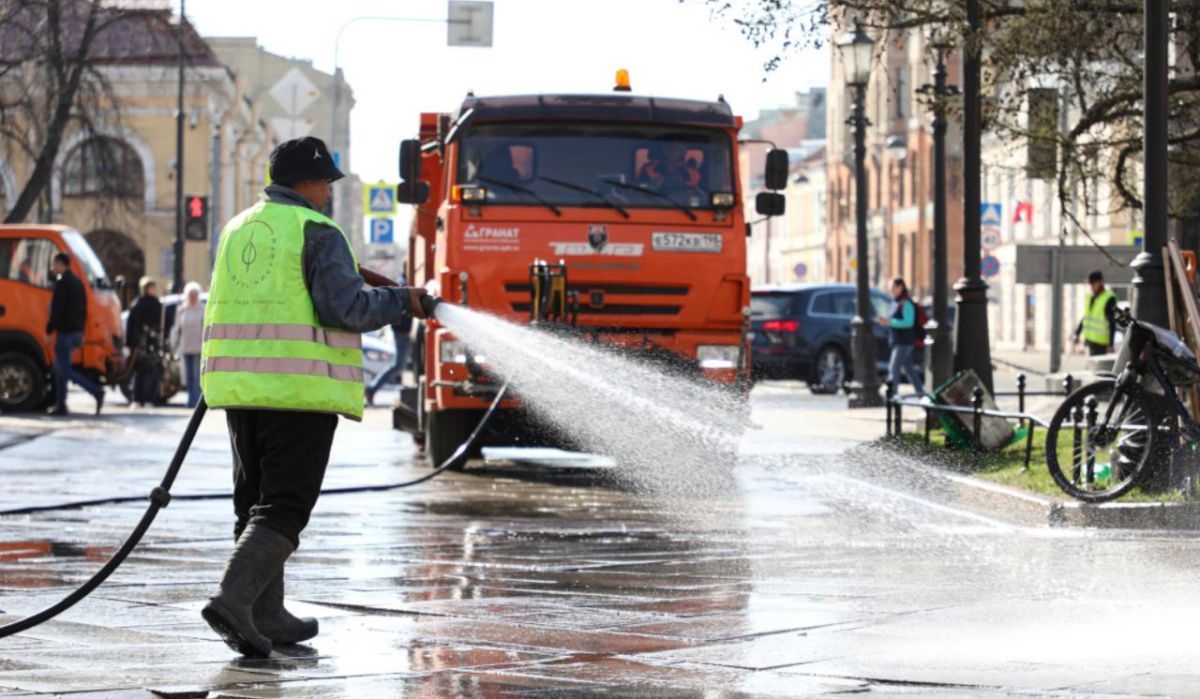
[394,79,789,463]
[0,225,124,411]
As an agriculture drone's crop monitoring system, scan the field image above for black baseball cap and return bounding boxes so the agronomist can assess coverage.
[269,137,345,185]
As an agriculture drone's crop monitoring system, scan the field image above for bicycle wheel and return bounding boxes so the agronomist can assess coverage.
[1045,379,1161,502]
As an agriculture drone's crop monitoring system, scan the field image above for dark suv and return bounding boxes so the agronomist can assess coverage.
[750,284,892,393]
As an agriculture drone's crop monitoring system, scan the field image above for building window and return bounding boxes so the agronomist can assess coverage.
[62,137,144,199]
[895,66,909,120]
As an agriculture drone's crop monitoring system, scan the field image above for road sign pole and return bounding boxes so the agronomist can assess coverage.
[1050,246,1064,373]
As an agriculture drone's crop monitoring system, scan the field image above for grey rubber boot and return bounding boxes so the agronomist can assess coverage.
[254,571,318,645]
[201,523,294,658]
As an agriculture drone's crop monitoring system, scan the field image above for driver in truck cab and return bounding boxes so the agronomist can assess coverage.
[638,141,701,190]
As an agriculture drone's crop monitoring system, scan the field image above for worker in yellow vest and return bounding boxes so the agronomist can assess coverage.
[199,136,435,658]
[1072,270,1118,356]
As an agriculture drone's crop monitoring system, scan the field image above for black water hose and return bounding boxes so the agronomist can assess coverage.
[0,382,509,639]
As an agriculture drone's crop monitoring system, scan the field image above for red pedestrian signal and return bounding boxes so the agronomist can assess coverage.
[184,195,209,241]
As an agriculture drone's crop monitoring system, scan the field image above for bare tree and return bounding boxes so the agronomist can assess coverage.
[706,0,1200,241]
[0,0,152,224]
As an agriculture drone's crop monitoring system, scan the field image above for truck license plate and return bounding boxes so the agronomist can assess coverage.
[652,232,722,253]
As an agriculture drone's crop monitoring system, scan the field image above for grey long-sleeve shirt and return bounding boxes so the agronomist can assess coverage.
[263,185,413,333]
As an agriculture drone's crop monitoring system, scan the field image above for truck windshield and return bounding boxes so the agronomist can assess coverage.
[456,122,734,211]
[61,230,110,287]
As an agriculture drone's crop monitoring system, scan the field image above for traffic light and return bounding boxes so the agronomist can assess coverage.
[184,195,209,241]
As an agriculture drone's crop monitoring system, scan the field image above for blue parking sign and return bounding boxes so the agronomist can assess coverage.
[370,218,394,244]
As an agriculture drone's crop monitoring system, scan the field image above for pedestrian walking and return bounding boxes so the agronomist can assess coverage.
[171,281,204,408]
[125,277,166,407]
[46,252,104,415]
[199,136,433,658]
[1072,270,1118,356]
[877,277,925,395]
[365,274,414,407]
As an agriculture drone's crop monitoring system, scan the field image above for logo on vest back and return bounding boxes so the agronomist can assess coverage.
[225,220,277,289]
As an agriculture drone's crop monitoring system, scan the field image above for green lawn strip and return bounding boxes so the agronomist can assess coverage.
[888,427,1193,503]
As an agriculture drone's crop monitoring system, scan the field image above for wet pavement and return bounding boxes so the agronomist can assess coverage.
[2,385,1200,697]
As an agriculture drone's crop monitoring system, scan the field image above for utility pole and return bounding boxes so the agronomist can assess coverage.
[172,0,187,294]
[952,0,994,391]
[1133,0,1169,326]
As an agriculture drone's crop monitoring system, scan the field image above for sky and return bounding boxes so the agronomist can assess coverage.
[181,0,829,183]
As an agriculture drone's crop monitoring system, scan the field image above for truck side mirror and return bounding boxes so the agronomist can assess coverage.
[399,139,422,185]
[764,148,789,191]
[397,139,429,204]
[755,192,786,217]
[397,181,430,205]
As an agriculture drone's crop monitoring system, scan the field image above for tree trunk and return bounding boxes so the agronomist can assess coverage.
[3,0,102,224]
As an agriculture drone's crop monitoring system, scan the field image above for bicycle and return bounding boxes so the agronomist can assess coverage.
[1045,307,1199,502]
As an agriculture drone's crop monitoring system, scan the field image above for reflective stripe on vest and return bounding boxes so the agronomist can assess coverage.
[1082,288,1116,346]
[203,323,362,350]
[204,356,364,383]
[201,199,365,420]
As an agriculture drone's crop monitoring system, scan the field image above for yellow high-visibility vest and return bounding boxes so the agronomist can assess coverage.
[1082,288,1116,346]
[201,200,364,420]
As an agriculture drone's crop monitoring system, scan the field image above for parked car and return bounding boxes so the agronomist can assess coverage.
[750,283,892,394]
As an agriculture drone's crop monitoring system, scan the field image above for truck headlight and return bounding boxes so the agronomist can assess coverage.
[697,344,739,369]
[439,339,486,364]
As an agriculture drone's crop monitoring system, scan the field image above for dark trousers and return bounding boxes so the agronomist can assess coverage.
[226,409,338,547]
[1086,341,1111,356]
[367,334,412,393]
[53,331,101,411]
[182,354,201,408]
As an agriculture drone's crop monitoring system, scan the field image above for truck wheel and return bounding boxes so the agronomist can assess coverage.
[426,409,480,470]
[0,352,45,413]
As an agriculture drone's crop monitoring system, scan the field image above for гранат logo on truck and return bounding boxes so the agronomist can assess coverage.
[463,224,521,252]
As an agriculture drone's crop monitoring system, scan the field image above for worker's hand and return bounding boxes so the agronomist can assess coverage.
[876,315,889,327]
[407,287,440,319]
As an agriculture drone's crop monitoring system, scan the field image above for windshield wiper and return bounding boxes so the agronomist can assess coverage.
[536,176,630,219]
[475,175,562,217]
[601,179,697,221]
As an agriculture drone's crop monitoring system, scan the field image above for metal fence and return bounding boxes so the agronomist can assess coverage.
[885,374,1078,469]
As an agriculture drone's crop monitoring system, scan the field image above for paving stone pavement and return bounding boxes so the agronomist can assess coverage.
[0,387,1199,697]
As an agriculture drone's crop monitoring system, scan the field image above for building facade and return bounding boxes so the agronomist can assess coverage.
[207,37,363,252]
[824,28,964,306]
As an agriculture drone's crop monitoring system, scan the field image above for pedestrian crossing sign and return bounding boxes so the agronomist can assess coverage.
[365,183,397,214]
[981,202,1003,227]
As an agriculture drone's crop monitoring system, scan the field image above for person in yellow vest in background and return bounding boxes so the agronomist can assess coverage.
[1072,270,1118,356]
[199,136,437,658]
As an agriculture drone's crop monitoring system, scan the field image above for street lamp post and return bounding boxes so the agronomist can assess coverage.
[952,0,994,390]
[1134,0,1169,326]
[919,41,957,390]
[838,22,883,408]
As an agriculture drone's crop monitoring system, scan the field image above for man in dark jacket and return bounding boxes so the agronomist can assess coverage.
[125,277,169,407]
[47,253,103,415]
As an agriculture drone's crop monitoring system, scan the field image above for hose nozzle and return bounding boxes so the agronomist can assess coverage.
[420,294,443,318]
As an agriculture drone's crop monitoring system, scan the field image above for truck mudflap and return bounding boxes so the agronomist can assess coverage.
[393,386,420,435]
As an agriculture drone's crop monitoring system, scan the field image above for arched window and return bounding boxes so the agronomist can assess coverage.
[62,137,144,198]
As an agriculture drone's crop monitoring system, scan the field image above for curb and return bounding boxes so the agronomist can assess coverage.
[845,442,1200,530]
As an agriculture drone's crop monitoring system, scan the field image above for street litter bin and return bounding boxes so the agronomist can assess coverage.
[933,370,1015,451]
